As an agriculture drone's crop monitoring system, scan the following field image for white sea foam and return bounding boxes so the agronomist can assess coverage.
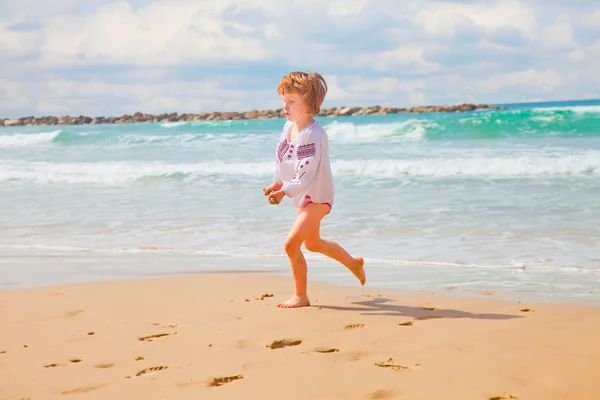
[0,161,273,185]
[160,121,186,128]
[332,152,600,178]
[533,105,600,114]
[324,120,437,142]
[364,257,600,273]
[1,150,599,185]
[117,133,198,144]
[0,131,61,147]
[530,115,560,123]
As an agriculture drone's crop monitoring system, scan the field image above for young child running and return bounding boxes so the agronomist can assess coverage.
[263,71,366,308]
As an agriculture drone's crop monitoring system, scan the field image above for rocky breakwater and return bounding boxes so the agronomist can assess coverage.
[0,103,499,127]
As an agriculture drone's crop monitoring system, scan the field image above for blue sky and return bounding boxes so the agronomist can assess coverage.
[1,0,599,117]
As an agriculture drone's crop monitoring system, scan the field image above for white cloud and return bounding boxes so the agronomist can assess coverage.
[36,101,70,114]
[583,9,600,29]
[372,45,439,73]
[410,91,425,106]
[414,1,537,37]
[0,21,43,59]
[0,79,31,111]
[0,0,599,117]
[38,1,272,67]
[476,68,561,93]
[321,75,359,103]
[328,0,367,16]
[538,22,577,52]
[567,48,586,62]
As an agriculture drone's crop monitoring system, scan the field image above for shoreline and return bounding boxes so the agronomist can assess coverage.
[1,273,599,399]
[2,253,599,308]
[0,103,500,127]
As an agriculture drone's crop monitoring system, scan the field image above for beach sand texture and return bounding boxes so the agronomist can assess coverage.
[1,274,599,400]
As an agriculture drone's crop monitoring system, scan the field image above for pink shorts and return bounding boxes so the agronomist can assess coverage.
[302,196,332,214]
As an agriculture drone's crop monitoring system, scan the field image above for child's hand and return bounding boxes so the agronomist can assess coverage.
[262,182,282,196]
[268,190,286,205]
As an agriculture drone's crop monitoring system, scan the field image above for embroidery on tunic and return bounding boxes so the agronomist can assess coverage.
[277,139,289,162]
[297,143,316,159]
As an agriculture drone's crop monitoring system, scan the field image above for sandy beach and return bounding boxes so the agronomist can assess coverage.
[1,273,599,400]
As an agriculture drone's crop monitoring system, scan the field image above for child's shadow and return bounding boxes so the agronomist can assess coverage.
[319,297,521,320]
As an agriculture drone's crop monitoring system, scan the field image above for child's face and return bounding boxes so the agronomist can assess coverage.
[282,92,309,122]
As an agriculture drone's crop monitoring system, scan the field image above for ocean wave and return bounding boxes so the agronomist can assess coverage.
[160,120,241,128]
[0,160,273,185]
[364,257,600,273]
[0,131,62,147]
[333,152,600,178]
[1,152,599,185]
[160,121,187,128]
[324,120,437,142]
[533,105,600,114]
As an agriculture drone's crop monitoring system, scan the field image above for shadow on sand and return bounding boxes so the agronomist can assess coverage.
[319,297,522,321]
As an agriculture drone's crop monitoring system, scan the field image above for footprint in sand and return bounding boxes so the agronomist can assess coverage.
[66,309,85,318]
[313,347,339,353]
[266,339,302,349]
[420,307,438,311]
[363,293,384,298]
[61,384,107,395]
[66,333,95,343]
[415,315,443,321]
[93,363,115,369]
[345,324,365,330]
[69,358,83,363]
[374,358,413,372]
[136,365,169,377]
[367,390,396,399]
[45,363,67,368]
[152,322,178,328]
[138,332,177,342]
[489,395,519,400]
[208,374,244,387]
[0,350,6,354]
[520,308,534,312]
[398,321,413,326]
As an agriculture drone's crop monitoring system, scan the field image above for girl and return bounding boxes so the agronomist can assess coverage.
[263,71,365,308]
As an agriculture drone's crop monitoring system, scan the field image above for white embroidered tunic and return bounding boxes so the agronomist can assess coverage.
[273,120,334,208]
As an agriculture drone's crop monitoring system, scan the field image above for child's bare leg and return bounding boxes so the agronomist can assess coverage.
[277,204,330,308]
[302,210,365,285]
[305,236,365,285]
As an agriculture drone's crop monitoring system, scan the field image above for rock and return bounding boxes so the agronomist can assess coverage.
[40,116,59,125]
[243,110,261,119]
[335,106,362,117]
[0,103,500,128]
[458,104,476,112]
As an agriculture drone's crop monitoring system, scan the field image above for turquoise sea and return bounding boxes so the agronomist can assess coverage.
[1,99,599,303]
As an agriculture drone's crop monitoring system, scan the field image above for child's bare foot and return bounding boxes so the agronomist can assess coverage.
[350,257,366,286]
[276,294,310,308]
